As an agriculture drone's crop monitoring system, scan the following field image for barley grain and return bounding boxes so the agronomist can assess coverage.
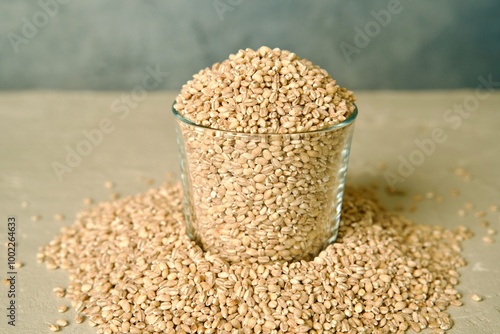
[143,177,155,186]
[38,182,471,334]
[110,192,120,200]
[75,314,85,324]
[103,181,114,189]
[54,213,65,222]
[57,305,68,313]
[482,236,493,244]
[480,220,490,227]
[474,210,486,218]
[48,323,60,332]
[464,202,474,210]
[81,284,92,293]
[56,319,68,327]
[454,167,468,177]
[470,294,483,302]
[53,287,65,298]
[83,197,93,205]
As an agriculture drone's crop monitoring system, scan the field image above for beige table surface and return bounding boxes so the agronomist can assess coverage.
[0,91,499,334]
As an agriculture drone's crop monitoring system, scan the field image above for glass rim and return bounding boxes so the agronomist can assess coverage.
[172,102,357,135]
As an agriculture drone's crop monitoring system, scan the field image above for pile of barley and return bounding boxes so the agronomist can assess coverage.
[174,47,357,263]
[39,182,471,334]
[174,46,355,134]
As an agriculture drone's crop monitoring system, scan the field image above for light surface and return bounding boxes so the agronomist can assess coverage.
[0,91,498,333]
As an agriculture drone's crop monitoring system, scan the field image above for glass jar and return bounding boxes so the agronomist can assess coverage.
[173,105,357,264]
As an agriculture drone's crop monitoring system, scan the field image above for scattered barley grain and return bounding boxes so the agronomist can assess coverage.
[480,220,490,227]
[470,294,483,302]
[110,192,120,200]
[39,182,471,334]
[83,197,93,206]
[54,214,65,222]
[53,287,65,298]
[474,210,486,218]
[464,202,474,210]
[48,323,60,332]
[57,305,68,313]
[103,181,114,189]
[482,236,493,244]
[56,319,68,327]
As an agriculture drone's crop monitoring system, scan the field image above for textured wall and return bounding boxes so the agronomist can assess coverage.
[0,0,499,90]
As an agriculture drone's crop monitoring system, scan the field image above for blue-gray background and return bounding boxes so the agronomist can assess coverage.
[0,0,499,90]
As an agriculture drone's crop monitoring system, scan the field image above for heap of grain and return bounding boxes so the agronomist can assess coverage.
[38,183,471,333]
[174,46,356,263]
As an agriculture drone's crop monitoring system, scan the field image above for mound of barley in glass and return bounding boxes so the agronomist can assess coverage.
[173,46,357,263]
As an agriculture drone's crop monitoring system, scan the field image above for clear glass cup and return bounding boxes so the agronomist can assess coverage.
[172,104,358,264]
